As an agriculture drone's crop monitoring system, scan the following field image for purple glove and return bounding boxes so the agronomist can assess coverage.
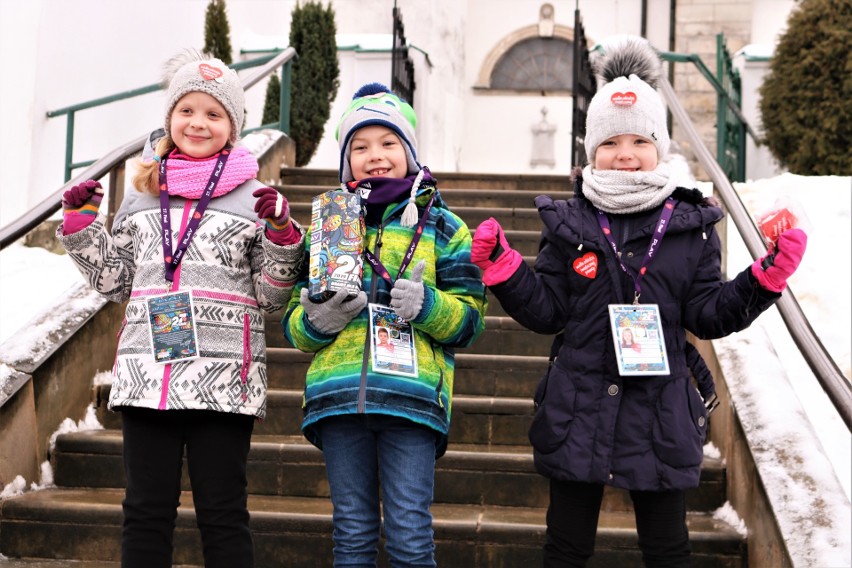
[62,180,104,235]
[751,228,807,292]
[471,217,523,286]
[253,187,299,245]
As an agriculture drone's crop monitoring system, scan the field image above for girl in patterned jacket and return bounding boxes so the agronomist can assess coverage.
[58,50,304,568]
[282,83,487,567]
[471,38,807,567]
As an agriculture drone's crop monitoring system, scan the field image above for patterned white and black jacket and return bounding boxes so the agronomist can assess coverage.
[57,179,304,419]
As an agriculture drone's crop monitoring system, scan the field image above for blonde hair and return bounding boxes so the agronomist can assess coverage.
[132,136,176,195]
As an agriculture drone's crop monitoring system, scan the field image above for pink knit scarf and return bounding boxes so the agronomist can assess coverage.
[166,146,259,198]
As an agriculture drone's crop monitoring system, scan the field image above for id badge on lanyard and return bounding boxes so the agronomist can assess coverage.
[608,304,669,376]
[368,303,418,378]
[147,291,200,364]
[598,198,676,376]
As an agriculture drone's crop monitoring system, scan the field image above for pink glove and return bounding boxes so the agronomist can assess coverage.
[253,187,299,245]
[751,228,807,292]
[62,180,104,235]
[471,217,523,286]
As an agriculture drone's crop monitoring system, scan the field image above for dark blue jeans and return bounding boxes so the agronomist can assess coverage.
[544,479,691,567]
[317,414,439,567]
[119,406,255,568]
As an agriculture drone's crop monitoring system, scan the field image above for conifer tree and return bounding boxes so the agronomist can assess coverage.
[758,0,851,175]
[262,73,281,126]
[204,0,233,65]
[289,1,340,166]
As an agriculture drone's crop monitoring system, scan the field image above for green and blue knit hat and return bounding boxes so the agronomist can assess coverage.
[335,83,420,183]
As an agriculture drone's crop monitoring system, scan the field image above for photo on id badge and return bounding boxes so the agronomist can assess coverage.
[608,304,670,376]
[369,303,417,378]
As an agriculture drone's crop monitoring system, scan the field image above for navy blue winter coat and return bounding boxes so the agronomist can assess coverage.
[491,177,780,491]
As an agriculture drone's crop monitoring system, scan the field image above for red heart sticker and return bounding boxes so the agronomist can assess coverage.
[193,212,202,219]
[573,252,598,279]
[165,256,172,263]
[611,92,637,107]
[199,63,223,81]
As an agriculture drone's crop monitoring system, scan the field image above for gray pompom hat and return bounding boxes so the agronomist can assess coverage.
[162,50,244,144]
[584,37,670,162]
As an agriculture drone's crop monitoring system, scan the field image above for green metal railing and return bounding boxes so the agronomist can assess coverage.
[46,48,296,182]
[659,33,759,183]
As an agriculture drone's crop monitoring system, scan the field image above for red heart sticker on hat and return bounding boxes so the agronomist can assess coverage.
[573,252,598,279]
[198,63,223,81]
[611,92,637,107]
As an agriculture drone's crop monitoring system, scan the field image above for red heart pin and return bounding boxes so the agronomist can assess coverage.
[198,63,223,81]
[573,252,598,279]
[611,92,637,107]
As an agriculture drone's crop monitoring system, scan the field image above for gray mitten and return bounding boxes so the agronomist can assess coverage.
[300,288,368,334]
[390,260,426,321]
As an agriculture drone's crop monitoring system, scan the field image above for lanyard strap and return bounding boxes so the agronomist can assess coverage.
[158,149,231,283]
[596,197,675,303]
[364,194,435,286]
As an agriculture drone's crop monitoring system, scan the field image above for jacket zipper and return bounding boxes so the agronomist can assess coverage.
[241,312,250,402]
[358,224,383,413]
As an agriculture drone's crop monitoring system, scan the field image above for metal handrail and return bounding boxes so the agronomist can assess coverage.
[0,47,297,251]
[45,48,297,182]
[659,50,761,144]
[659,78,852,431]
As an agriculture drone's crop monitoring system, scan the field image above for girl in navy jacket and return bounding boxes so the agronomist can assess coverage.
[471,38,807,567]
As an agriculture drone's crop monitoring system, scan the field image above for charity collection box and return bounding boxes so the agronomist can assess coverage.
[308,190,366,302]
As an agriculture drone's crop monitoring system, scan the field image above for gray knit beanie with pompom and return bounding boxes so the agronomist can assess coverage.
[584,37,670,162]
[162,49,244,144]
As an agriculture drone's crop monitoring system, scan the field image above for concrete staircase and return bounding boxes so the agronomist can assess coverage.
[0,169,747,567]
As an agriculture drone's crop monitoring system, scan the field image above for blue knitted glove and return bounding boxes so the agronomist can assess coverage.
[390,260,425,321]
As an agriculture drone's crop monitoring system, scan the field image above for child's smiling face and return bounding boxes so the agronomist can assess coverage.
[594,134,658,172]
[169,91,232,158]
[349,125,408,180]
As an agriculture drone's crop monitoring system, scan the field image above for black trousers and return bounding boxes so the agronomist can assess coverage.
[119,406,255,568]
[543,479,691,568]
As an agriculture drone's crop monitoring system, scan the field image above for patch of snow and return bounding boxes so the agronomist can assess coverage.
[703,441,722,460]
[0,476,26,500]
[714,502,748,537]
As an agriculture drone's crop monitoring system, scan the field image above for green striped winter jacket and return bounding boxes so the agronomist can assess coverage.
[282,181,487,456]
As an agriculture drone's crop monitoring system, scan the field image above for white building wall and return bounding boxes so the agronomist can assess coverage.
[1,0,796,229]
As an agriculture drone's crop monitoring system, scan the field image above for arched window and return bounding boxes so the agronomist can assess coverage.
[475,22,577,95]
[490,37,573,91]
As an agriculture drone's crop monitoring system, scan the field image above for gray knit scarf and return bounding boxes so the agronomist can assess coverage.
[581,162,678,214]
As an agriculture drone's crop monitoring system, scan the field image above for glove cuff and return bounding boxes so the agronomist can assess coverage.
[751,260,786,292]
[62,211,99,235]
[265,219,300,246]
[482,248,523,286]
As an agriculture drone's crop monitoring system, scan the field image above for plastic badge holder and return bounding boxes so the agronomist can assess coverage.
[755,196,810,248]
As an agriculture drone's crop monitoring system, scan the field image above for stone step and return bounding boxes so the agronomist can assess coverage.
[0,488,744,568]
[289,202,545,232]
[92,389,537,445]
[52,430,726,513]
[264,350,550,394]
[92,353,548,406]
[264,315,557,355]
[278,184,570,210]
[280,168,572,193]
